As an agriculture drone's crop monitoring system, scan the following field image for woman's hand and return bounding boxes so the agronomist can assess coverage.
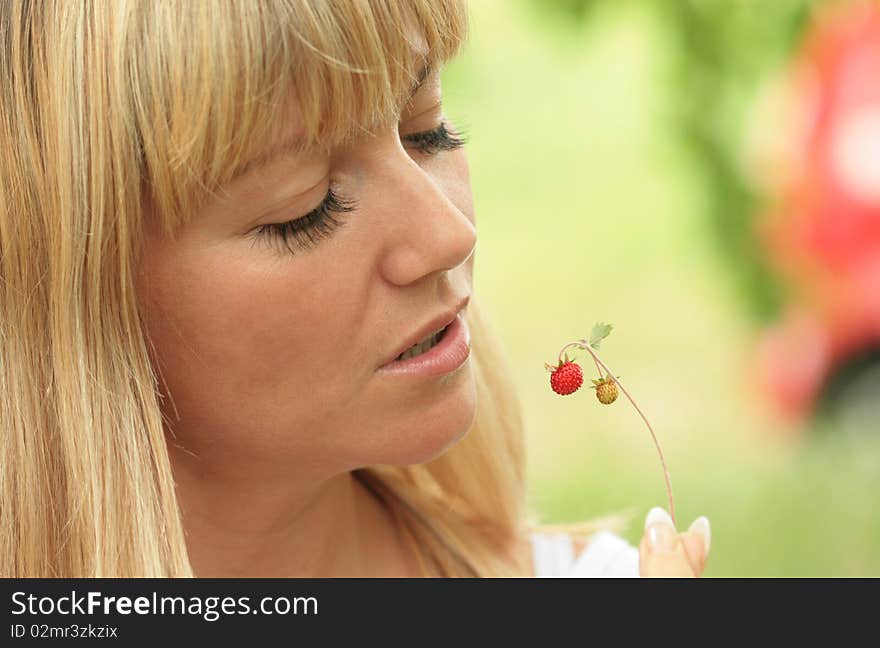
[638,507,711,577]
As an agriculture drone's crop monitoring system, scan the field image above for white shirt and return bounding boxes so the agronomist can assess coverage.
[530,530,640,577]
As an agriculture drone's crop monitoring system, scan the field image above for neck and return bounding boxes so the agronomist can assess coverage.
[170,450,425,577]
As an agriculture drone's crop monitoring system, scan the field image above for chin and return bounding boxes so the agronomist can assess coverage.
[380,370,477,465]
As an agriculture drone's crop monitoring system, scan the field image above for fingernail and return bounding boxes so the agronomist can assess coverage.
[644,507,677,553]
[644,506,675,531]
[688,516,711,554]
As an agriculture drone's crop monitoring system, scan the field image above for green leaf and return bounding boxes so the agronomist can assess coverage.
[589,322,613,349]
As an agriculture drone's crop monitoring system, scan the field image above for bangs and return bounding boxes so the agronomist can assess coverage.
[125,0,468,235]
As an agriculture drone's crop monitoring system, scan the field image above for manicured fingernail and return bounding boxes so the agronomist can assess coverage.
[645,507,677,553]
[644,506,675,531]
[688,516,711,555]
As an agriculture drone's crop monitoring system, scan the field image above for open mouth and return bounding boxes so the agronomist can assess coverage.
[395,322,451,362]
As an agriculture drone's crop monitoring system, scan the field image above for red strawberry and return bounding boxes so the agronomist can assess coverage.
[592,375,619,404]
[547,353,583,395]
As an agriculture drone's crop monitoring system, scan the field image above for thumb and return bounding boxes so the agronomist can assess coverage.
[638,507,698,578]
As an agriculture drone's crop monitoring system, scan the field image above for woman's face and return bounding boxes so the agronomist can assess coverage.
[136,66,477,478]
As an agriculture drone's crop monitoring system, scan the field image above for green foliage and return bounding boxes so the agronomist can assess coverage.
[525,0,818,322]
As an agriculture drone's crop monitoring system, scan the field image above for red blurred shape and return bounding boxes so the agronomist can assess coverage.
[754,1,880,424]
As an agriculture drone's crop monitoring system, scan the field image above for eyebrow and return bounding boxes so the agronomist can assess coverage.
[232,134,307,182]
[233,62,434,182]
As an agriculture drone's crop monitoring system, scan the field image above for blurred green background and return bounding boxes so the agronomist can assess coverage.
[441,0,880,576]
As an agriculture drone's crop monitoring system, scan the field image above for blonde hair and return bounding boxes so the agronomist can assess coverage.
[0,0,626,577]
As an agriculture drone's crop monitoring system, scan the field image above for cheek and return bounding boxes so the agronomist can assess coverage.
[139,245,355,416]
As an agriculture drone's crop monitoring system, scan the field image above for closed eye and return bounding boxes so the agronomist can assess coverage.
[400,122,466,155]
[253,187,356,256]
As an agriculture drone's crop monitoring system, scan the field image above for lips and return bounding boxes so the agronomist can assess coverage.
[396,323,450,361]
[380,295,470,368]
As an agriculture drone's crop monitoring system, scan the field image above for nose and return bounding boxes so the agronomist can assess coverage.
[373,143,477,287]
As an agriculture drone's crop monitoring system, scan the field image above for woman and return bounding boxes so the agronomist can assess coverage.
[0,0,709,577]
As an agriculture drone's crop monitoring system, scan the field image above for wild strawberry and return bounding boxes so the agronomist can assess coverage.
[546,353,583,395]
[550,325,678,525]
[592,375,619,404]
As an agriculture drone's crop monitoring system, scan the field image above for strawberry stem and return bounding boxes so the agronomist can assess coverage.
[560,338,677,527]
[558,341,602,378]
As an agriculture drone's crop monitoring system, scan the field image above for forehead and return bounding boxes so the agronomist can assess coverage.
[223,6,450,184]
[221,4,459,188]
[236,56,435,183]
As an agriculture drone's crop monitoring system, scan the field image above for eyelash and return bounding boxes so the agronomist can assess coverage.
[400,121,467,155]
[257,121,466,255]
[255,187,356,256]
